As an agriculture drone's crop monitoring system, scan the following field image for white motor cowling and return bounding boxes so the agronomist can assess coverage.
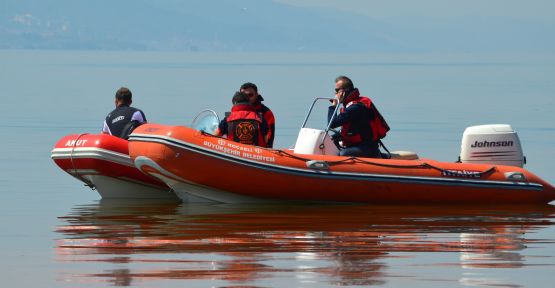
[460,124,525,167]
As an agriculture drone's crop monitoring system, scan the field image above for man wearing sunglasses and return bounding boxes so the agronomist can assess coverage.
[239,82,276,148]
[328,76,389,158]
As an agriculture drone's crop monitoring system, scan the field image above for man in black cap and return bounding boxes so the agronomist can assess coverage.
[216,91,268,147]
[102,87,147,139]
[240,82,275,147]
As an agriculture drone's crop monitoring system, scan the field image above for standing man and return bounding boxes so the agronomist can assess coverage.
[102,87,147,139]
[240,82,276,148]
[216,91,268,147]
[328,76,390,158]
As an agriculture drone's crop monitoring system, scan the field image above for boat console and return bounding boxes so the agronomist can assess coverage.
[294,98,525,167]
[293,127,339,155]
[294,97,419,159]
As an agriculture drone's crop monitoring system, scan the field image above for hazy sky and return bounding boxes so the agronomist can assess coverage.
[275,0,555,23]
[2,0,553,52]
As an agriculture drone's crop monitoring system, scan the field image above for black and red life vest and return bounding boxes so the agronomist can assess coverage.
[340,90,390,146]
[254,100,276,148]
[226,104,267,147]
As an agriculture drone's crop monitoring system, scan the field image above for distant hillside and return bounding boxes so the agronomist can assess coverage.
[1,0,553,52]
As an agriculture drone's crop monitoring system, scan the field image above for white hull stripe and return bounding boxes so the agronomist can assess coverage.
[128,134,544,191]
[51,147,133,167]
[67,169,100,175]
[66,168,166,190]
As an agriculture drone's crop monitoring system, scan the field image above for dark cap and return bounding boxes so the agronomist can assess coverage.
[240,82,258,93]
[232,91,250,105]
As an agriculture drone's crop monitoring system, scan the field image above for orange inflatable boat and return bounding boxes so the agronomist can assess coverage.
[51,133,176,199]
[127,123,555,204]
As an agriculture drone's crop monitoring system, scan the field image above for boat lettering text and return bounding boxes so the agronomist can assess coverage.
[471,140,514,148]
[225,142,255,153]
[203,141,241,156]
[242,152,275,162]
[442,169,481,178]
[203,140,275,162]
[65,139,88,147]
[205,140,262,153]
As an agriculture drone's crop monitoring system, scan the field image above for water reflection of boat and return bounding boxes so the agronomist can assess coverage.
[55,201,555,286]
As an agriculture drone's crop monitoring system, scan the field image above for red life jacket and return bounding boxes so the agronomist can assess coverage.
[226,104,267,147]
[340,90,390,146]
[254,100,276,148]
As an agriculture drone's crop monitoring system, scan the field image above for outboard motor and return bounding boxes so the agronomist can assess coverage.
[460,124,525,167]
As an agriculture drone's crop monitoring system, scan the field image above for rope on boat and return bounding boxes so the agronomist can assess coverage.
[272,149,497,177]
[199,131,497,177]
[69,133,96,190]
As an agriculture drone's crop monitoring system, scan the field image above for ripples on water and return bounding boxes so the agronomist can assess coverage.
[55,201,555,287]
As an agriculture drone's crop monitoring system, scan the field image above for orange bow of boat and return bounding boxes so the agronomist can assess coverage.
[51,133,175,199]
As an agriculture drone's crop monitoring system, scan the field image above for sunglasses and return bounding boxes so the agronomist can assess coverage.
[245,92,256,97]
[335,88,343,93]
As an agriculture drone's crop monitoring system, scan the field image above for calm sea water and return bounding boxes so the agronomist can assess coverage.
[1,50,554,287]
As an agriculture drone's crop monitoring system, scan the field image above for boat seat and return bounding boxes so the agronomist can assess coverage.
[389,150,419,160]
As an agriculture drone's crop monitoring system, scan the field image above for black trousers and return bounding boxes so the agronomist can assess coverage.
[339,142,381,158]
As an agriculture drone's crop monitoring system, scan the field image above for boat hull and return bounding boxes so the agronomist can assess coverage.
[128,124,555,204]
[52,133,178,200]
